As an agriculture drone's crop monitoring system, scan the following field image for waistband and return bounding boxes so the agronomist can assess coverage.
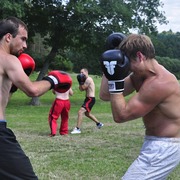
[145,135,180,143]
[0,120,7,128]
[56,98,69,101]
[0,120,7,123]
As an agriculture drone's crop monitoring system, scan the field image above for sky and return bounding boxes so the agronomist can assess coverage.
[157,0,180,32]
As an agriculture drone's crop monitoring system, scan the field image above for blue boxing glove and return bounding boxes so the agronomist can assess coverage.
[105,32,126,50]
[100,49,130,93]
[77,74,86,85]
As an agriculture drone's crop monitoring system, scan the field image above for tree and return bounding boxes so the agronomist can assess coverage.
[0,0,168,105]
[0,0,25,18]
[151,31,180,59]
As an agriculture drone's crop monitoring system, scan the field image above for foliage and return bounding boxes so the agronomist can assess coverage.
[156,56,180,79]
[151,31,180,59]
[50,55,73,72]
[0,0,172,104]
[0,0,25,18]
[23,0,167,74]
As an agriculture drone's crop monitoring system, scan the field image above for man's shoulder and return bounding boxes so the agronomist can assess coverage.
[86,76,93,82]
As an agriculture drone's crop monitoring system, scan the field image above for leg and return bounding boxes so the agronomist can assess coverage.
[0,125,38,179]
[71,107,86,134]
[48,99,62,135]
[85,111,104,129]
[59,100,70,135]
[76,107,86,128]
[122,136,180,180]
[85,111,99,123]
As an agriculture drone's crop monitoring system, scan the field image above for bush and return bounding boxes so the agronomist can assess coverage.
[156,56,180,79]
[50,55,74,72]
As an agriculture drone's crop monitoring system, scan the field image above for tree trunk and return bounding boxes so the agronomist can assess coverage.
[29,47,58,105]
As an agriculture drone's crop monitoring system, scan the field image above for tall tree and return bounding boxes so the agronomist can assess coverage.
[0,0,168,105]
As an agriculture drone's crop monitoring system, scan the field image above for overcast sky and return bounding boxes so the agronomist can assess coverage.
[157,0,180,32]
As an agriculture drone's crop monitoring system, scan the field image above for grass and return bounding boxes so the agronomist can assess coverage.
[6,73,180,180]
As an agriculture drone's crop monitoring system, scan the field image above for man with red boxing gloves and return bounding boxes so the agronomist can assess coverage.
[0,17,72,179]
[71,68,103,134]
[100,34,180,179]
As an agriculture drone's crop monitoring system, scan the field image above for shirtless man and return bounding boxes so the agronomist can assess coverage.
[71,68,103,134]
[0,17,72,179]
[100,34,180,179]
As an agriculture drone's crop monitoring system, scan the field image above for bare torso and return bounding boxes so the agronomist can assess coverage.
[131,65,180,137]
[82,76,95,97]
[0,52,15,120]
[55,88,73,100]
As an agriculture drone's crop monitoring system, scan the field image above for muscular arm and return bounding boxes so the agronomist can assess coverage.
[99,74,109,101]
[69,88,73,96]
[99,74,135,101]
[110,79,167,123]
[6,55,51,97]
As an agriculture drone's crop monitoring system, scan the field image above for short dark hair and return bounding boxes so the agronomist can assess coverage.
[0,16,28,40]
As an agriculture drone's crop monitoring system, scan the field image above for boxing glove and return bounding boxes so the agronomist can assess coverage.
[100,49,130,93]
[105,32,126,50]
[77,74,86,85]
[18,53,35,76]
[10,53,35,93]
[43,70,72,93]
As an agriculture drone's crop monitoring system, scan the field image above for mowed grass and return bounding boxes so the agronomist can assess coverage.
[6,73,180,180]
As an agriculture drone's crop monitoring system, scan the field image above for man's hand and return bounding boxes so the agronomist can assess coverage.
[100,49,130,93]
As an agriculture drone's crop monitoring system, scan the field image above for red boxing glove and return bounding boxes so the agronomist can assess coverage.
[10,53,35,94]
[43,70,72,93]
[18,53,35,76]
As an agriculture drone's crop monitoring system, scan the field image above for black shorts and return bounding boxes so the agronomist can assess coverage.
[0,121,38,180]
[82,97,95,112]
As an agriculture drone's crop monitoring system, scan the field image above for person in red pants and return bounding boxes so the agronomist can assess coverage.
[48,88,73,136]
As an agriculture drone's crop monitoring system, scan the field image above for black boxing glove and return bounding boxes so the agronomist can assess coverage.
[43,70,72,93]
[77,74,86,85]
[100,49,130,93]
[105,32,126,50]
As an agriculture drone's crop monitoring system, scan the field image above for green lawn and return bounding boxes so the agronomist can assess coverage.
[6,73,180,180]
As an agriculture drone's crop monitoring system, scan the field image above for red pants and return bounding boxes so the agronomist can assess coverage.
[48,98,70,135]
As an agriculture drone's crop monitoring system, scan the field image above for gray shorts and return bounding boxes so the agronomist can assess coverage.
[122,136,180,180]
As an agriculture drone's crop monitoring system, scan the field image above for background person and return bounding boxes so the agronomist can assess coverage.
[100,34,180,179]
[71,68,103,134]
[48,88,73,136]
[0,16,72,179]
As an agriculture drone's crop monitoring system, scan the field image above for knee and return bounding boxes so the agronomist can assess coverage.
[78,109,83,116]
[85,111,89,117]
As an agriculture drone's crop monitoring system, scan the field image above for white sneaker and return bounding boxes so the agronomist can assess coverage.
[97,123,104,129]
[71,127,81,134]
